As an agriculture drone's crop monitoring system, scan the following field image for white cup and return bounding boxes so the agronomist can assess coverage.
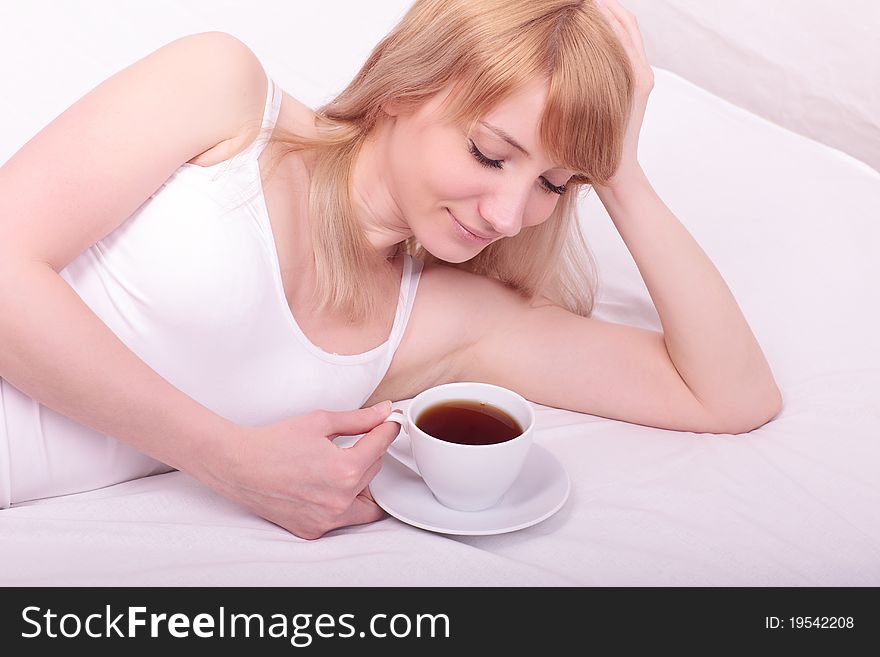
[384,382,535,511]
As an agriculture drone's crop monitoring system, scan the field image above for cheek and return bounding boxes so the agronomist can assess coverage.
[431,166,483,201]
[523,192,560,227]
[417,133,484,201]
[391,128,475,208]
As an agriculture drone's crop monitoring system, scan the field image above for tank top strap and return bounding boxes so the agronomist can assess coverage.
[386,254,424,353]
[362,253,423,399]
[251,72,283,159]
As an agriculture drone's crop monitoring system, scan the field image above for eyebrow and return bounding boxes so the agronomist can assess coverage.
[480,121,531,158]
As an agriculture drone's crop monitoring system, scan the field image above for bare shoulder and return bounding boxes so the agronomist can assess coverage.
[159,32,317,168]
[161,31,270,140]
[416,261,536,329]
[176,32,272,166]
[0,30,276,272]
[194,73,322,168]
[368,261,530,405]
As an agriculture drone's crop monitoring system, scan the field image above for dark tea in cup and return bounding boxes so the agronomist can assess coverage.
[385,382,536,510]
[415,399,523,446]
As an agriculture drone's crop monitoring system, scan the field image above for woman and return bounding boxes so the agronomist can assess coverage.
[0,0,781,539]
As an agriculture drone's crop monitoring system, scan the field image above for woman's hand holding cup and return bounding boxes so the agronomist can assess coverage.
[200,401,399,540]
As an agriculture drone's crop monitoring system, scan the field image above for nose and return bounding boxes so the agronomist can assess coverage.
[478,181,531,238]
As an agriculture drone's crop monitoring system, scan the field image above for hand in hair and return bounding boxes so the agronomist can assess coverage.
[593,0,655,186]
[210,401,398,540]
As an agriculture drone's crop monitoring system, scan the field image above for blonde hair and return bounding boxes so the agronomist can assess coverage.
[262,0,634,323]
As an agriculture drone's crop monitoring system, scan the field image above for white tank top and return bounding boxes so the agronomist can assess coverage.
[0,73,423,507]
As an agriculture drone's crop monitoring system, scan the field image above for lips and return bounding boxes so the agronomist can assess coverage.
[447,209,495,240]
[460,224,494,240]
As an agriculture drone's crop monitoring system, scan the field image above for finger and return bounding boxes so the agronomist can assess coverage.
[332,491,387,530]
[345,420,401,469]
[598,0,636,28]
[594,0,626,31]
[594,4,633,58]
[596,1,648,59]
[353,457,384,498]
[594,1,651,82]
[318,400,392,439]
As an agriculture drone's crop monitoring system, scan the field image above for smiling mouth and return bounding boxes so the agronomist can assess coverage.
[447,209,494,241]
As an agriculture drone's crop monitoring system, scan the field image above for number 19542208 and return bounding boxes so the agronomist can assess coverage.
[765,616,854,629]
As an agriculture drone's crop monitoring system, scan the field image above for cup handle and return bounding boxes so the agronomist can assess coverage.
[383,409,421,476]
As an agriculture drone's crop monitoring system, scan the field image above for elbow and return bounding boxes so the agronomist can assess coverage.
[709,386,784,436]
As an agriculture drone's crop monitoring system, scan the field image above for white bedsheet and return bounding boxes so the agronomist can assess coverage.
[1,1,878,586]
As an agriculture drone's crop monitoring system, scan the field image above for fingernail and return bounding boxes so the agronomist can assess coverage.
[372,400,392,415]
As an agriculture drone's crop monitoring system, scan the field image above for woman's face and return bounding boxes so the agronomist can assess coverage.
[380,78,574,263]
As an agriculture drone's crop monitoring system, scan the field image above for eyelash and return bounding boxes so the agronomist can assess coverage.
[468,140,567,196]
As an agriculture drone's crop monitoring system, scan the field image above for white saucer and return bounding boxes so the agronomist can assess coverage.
[370,444,570,536]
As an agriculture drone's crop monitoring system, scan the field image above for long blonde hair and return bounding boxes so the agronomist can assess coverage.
[262,0,633,323]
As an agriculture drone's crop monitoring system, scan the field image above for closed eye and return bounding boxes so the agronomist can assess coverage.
[469,140,503,169]
[469,140,567,196]
[540,178,567,195]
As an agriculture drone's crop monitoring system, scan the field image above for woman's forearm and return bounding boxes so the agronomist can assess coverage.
[594,167,782,428]
[0,260,241,485]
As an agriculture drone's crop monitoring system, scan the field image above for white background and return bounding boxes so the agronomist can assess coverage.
[624,0,880,172]
[3,1,878,171]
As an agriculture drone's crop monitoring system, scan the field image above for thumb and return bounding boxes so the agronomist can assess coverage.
[347,418,402,470]
[323,400,393,439]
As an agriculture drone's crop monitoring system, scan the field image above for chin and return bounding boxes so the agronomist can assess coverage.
[413,212,492,263]
[420,240,483,264]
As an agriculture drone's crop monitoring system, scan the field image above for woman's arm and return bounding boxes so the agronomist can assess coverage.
[592,167,782,427]
[451,270,779,435]
[0,258,241,484]
[0,32,396,538]
[0,32,263,483]
[597,0,780,426]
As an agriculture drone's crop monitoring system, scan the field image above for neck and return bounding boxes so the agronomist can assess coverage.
[350,119,413,259]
